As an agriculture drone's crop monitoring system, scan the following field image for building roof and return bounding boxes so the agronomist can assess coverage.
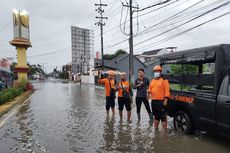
[94,58,101,63]
[94,65,117,70]
[158,44,225,64]
[95,53,147,68]
[141,49,162,55]
[144,58,160,66]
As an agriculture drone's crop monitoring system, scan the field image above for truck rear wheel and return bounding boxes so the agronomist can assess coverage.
[173,111,193,134]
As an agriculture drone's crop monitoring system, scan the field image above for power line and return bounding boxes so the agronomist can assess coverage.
[104,0,214,50]
[102,0,187,47]
[101,0,181,37]
[104,0,189,49]
[135,0,172,12]
[136,0,181,18]
[120,3,130,35]
[136,10,230,52]
[138,0,205,36]
[27,46,71,58]
[1,20,11,32]
[140,0,223,34]
[133,0,230,48]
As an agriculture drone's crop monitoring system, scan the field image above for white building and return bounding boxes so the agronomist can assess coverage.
[135,47,177,63]
[71,26,94,84]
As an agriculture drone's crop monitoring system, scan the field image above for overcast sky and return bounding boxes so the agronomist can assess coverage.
[1,0,230,72]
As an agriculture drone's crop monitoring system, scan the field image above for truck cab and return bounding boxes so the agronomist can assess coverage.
[158,44,230,137]
[217,73,230,136]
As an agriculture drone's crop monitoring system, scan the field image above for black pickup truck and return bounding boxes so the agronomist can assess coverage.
[159,44,230,137]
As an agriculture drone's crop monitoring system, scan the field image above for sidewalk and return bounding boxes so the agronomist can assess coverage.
[0,90,33,118]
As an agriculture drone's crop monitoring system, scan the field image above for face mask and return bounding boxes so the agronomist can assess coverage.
[154,72,161,78]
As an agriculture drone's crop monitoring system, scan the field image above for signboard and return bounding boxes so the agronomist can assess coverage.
[13,10,30,40]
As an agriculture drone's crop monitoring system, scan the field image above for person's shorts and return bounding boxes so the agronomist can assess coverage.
[118,97,131,111]
[151,100,167,122]
[106,96,115,110]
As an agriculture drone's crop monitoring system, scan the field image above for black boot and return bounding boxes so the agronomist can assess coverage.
[149,112,153,124]
[137,113,141,120]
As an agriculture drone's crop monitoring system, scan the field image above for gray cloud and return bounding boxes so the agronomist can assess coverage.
[1,0,230,72]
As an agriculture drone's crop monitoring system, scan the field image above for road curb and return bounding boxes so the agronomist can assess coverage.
[0,90,33,118]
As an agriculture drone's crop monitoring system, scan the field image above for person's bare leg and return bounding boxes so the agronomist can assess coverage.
[112,108,115,115]
[162,117,167,132]
[119,111,123,121]
[127,111,131,122]
[162,122,167,132]
[154,119,160,130]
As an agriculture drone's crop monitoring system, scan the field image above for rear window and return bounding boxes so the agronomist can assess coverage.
[162,63,215,93]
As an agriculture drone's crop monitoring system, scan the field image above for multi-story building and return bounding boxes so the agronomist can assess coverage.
[71,26,94,75]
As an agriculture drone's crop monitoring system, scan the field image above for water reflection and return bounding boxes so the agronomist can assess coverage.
[12,100,35,153]
[1,81,230,153]
[116,122,133,152]
[103,115,115,151]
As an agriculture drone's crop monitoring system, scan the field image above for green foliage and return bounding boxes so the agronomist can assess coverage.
[170,64,198,75]
[10,62,17,71]
[11,62,46,80]
[115,49,127,56]
[28,63,46,79]
[0,87,24,105]
[103,49,127,60]
[170,64,198,91]
[18,78,28,91]
[170,84,192,91]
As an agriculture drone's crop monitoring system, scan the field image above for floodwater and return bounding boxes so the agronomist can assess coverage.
[0,79,230,153]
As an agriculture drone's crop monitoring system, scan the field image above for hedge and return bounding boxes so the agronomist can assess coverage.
[0,88,24,105]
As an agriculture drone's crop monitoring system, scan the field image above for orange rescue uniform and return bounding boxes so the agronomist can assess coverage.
[117,81,130,97]
[149,78,170,100]
[98,78,116,97]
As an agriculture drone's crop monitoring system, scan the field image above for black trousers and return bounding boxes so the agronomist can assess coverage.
[136,97,151,114]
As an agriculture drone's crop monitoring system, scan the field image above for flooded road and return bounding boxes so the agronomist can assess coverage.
[0,80,230,153]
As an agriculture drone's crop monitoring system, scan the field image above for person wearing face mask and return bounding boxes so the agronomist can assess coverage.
[148,65,170,131]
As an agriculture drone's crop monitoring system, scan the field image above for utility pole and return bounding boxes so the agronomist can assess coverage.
[95,0,107,67]
[123,0,139,82]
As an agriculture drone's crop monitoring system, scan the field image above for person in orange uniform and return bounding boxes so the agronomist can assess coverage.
[98,70,116,115]
[148,65,170,131]
[116,72,132,122]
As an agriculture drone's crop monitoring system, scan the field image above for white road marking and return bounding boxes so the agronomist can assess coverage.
[0,97,31,128]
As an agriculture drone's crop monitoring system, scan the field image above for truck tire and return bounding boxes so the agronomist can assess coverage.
[173,111,193,134]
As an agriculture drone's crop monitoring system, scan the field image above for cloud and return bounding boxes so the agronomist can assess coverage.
[1,0,230,72]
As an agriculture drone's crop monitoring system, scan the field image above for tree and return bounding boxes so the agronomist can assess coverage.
[115,49,127,56]
[103,49,127,60]
[10,62,17,71]
[170,64,198,75]
[10,62,46,80]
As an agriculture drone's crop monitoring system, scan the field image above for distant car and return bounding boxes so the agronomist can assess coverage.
[0,67,14,91]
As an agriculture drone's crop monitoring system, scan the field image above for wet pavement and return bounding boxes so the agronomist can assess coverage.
[0,79,230,153]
